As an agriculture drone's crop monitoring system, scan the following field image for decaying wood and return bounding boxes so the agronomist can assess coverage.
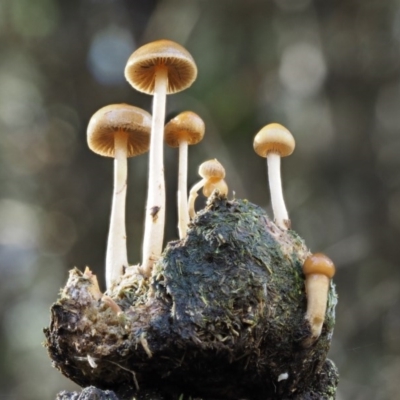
[45,196,339,400]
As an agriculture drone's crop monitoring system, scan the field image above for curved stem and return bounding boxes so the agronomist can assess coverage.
[178,140,189,238]
[267,153,289,230]
[188,178,206,219]
[141,67,168,277]
[106,131,128,289]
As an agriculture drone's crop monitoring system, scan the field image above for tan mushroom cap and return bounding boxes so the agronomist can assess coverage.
[164,111,205,147]
[125,39,197,95]
[303,253,336,279]
[199,159,225,183]
[87,104,151,158]
[253,123,295,158]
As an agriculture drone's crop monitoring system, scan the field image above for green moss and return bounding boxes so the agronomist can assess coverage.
[45,196,338,400]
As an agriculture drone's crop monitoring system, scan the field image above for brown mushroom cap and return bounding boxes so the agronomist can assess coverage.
[253,123,295,158]
[125,39,197,95]
[199,159,225,183]
[164,111,205,148]
[303,253,336,279]
[87,104,151,158]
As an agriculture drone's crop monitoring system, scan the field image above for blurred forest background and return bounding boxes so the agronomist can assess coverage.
[0,0,399,399]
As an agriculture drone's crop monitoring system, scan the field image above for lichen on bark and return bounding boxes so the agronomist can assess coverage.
[45,195,338,400]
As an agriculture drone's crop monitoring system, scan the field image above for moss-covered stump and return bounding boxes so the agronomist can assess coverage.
[45,196,338,400]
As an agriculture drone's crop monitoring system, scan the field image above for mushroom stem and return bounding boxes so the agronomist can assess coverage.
[188,178,207,219]
[267,153,289,230]
[203,179,228,198]
[302,253,335,346]
[178,140,189,238]
[141,66,168,277]
[106,131,129,289]
[304,274,330,338]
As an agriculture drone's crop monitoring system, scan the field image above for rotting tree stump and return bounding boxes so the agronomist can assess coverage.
[45,196,339,400]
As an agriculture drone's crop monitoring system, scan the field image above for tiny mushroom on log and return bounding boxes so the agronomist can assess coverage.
[87,104,151,289]
[253,123,295,230]
[125,39,197,277]
[188,159,226,219]
[202,178,228,198]
[302,252,336,342]
[164,111,205,239]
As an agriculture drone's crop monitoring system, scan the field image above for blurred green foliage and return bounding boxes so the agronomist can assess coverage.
[0,0,400,399]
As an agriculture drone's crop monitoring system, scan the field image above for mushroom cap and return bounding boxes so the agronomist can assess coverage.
[253,123,295,158]
[203,179,228,197]
[164,111,205,147]
[125,39,197,95]
[303,253,336,279]
[87,104,151,158]
[198,159,225,182]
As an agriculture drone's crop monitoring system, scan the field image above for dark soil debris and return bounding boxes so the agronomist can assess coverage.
[45,196,338,400]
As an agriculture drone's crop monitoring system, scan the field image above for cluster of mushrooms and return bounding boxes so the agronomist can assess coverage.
[87,39,335,342]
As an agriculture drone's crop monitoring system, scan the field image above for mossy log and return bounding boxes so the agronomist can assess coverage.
[45,196,339,400]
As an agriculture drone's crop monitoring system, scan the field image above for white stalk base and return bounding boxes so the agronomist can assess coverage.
[106,132,128,289]
[141,67,168,277]
[304,274,330,339]
[267,153,290,229]
[178,140,189,238]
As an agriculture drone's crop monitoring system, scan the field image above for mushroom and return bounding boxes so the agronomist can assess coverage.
[253,123,295,230]
[87,104,151,289]
[164,111,205,239]
[125,39,197,277]
[203,178,228,198]
[188,159,226,219]
[302,253,336,341]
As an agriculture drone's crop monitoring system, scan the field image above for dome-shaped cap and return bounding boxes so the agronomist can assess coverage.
[125,39,197,95]
[303,253,336,278]
[253,123,295,158]
[198,159,225,182]
[87,104,151,158]
[164,111,205,148]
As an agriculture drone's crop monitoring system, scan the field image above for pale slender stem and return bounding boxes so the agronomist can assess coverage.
[106,132,128,289]
[188,178,206,219]
[305,274,330,339]
[178,140,189,238]
[141,67,168,277]
[267,153,289,229]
